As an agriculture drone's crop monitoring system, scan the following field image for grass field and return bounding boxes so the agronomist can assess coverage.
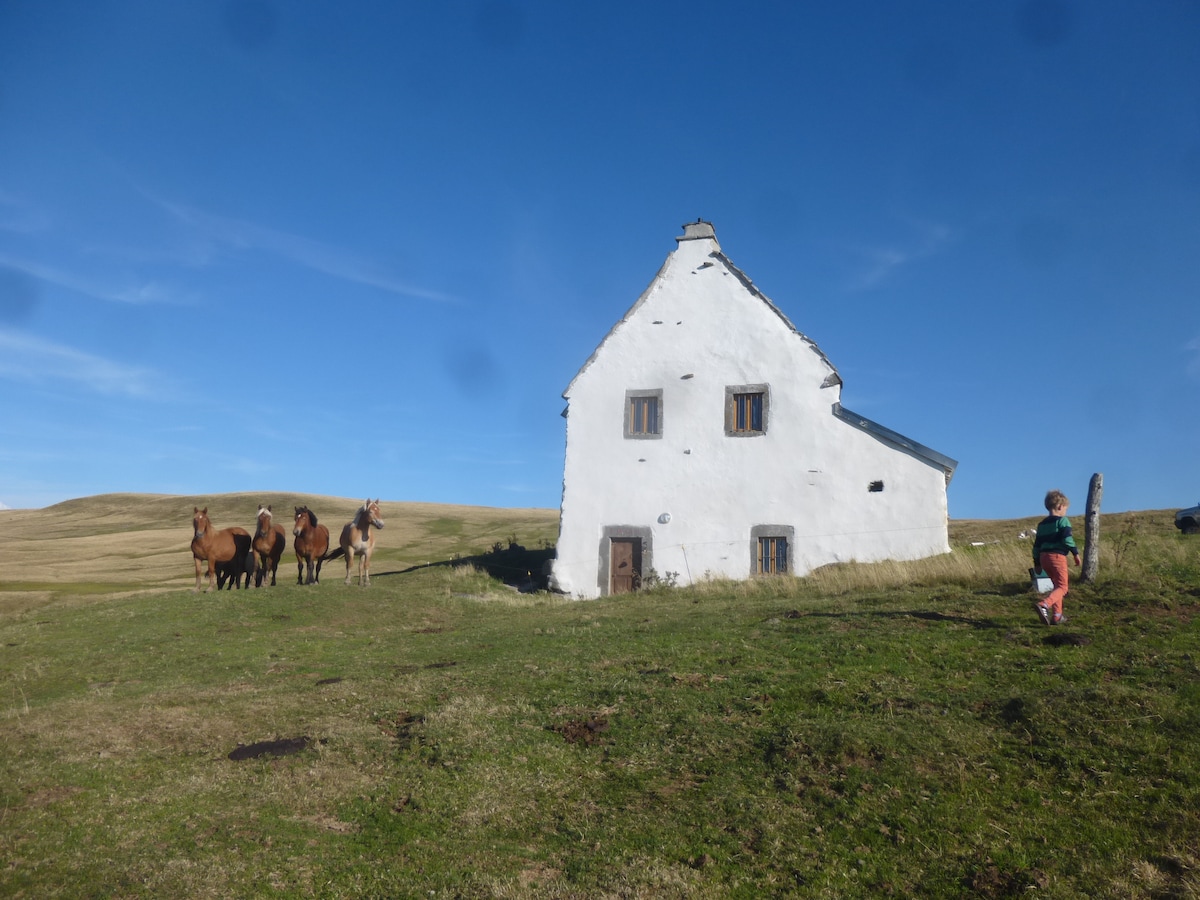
[1,495,1198,898]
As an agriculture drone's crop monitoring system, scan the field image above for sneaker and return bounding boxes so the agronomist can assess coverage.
[1052,613,1068,626]
[1035,603,1051,626]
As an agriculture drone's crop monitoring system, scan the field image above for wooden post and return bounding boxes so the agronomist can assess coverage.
[1081,473,1102,583]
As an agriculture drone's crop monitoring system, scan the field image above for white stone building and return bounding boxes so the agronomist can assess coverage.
[549,220,957,599]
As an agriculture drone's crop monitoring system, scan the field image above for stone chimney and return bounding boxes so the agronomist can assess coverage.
[676,219,717,243]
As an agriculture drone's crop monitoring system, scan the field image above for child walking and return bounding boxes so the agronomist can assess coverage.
[1032,489,1080,626]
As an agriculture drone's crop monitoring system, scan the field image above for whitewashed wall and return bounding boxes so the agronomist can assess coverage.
[550,225,951,599]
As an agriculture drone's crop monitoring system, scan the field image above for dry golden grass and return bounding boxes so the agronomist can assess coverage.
[678,508,1186,601]
[0,491,558,606]
[0,493,1183,612]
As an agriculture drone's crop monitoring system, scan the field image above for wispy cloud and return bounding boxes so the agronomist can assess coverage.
[843,218,955,291]
[156,199,456,303]
[0,328,160,397]
[0,251,188,306]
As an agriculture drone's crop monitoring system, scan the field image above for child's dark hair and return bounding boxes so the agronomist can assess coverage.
[1044,490,1069,512]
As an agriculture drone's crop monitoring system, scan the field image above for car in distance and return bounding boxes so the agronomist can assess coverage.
[1176,503,1200,534]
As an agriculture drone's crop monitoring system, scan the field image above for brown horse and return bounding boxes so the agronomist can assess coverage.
[191,507,252,592]
[253,505,287,587]
[293,506,330,585]
[326,498,385,586]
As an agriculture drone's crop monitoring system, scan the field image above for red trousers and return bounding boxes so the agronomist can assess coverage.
[1039,552,1069,617]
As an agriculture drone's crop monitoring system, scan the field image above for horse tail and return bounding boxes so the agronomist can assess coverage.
[324,547,346,562]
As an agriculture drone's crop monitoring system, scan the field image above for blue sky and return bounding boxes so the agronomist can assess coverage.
[1,0,1198,519]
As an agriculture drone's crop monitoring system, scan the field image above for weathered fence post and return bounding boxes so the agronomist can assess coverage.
[1082,473,1103,583]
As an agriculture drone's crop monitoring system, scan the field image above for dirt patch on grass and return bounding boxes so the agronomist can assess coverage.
[966,862,1048,897]
[551,717,609,745]
[519,862,563,887]
[22,785,84,808]
[289,813,358,834]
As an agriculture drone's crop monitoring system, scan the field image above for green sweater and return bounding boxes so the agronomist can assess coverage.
[1033,515,1079,564]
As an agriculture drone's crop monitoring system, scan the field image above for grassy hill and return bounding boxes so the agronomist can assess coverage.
[0,492,559,615]
[1,496,1198,898]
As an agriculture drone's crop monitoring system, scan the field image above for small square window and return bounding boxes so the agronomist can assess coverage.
[751,525,794,576]
[734,393,763,432]
[757,536,788,575]
[631,396,658,433]
[725,384,769,436]
[869,480,884,492]
[625,389,663,439]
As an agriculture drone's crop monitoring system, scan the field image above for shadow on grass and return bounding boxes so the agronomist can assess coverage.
[370,543,556,592]
[784,609,1008,630]
[228,736,320,761]
[790,608,1098,645]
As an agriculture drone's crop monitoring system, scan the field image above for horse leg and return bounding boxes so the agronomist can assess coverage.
[297,554,305,585]
[344,547,355,586]
[241,550,254,589]
[362,550,371,587]
[194,556,204,593]
[314,555,323,584]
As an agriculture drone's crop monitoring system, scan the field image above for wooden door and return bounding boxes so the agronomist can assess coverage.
[610,538,641,595]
